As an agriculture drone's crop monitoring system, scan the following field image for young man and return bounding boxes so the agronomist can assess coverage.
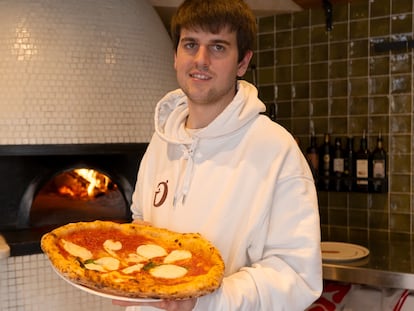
[118,0,322,310]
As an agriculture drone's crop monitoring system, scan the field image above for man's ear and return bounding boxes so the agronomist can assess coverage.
[237,50,253,77]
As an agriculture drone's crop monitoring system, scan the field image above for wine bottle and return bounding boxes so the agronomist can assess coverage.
[306,135,319,182]
[371,132,387,192]
[318,133,333,190]
[343,136,355,191]
[355,131,370,191]
[333,137,344,191]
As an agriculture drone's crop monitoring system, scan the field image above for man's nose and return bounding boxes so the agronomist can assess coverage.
[195,46,210,69]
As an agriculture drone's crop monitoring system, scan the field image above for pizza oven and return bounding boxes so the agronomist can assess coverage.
[0,143,147,256]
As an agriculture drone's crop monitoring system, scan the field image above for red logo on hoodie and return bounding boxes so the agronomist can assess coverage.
[153,180,168,207]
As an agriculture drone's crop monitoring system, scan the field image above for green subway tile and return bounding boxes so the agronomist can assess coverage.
[349,59,368,77]
[392,14,412,34]
[369,76,389,95]
[311,99,329,117]
[293,46,310,64]
[330,42,348,60]
[369,211,389,230]
[370,17,390,37]
[349,78,368,96]
[277,118,292,131]
[276,14,292,30]
[330,227,350,241]
[349,209,368,227]
[349,192,370,210]
[292,117,310,135]
[258,16,275,33]
[277,84,292,100]
[311,44,328,62]
[275,31,291,48]
[330,208,348,227]
[369,56,389,75]
[312,117,329,133]
[390,115,411,133]
[391,75,411,94]
[257,67,274,84]
[369,115,389,133]
[292,100,309,117]
[368,96,389,114]
[311,25,329,44]
[390,134,411,154]
[350,96,369,114]
[258,33,274,49]
[330,23,348,42]
[258,50,274,67]
[350,1,369,19]
[311,81,328,98]
[371,0,390,17]
[330,61,348,78]
[391,94,411,113]
[293,82,310,99]
[333,2,349,22]
[390,194,411,213]
[390,213,410,233]
[276,48,291,66]
[349,116,368,134]
[311,8,325,25]
[293,10,310,28]
[391,53,411,74]
[293,27,309,46]
[331,79,348,97]
[276,67,291,83]
[350,40,369,58]
[350,20,369,39]
[311,62,328,80]
[330,117,348,135]
[371,193,388,211]
[349,228,369,243]
[293,64,309,81]
[275,101,291,118]
[391,154,411,174]
[331,98,348,116]
[390,174,411,192]
[258,85,274,101]
[392,0,413,14]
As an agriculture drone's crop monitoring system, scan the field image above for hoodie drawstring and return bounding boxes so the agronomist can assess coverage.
[173,138,199,207]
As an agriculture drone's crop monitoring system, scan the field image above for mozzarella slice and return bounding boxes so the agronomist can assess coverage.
[150,264,188,279]
[94,257,120,271]
[163,250,192,264]
[126,253,147,263]
[136,244,167,259]
[122,264,144,274]
[103,239,122,257]
[61,239,92,261]
[84,262,106,272]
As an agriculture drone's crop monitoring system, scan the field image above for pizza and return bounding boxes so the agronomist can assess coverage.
[40,220,225,300]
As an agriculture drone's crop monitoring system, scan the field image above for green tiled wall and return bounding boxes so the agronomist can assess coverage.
[253,0,414,242]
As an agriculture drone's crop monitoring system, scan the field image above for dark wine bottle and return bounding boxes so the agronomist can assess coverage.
[306,135,319,183]
[343,136,355,191]
[318,133,333,190]
[371,132,387,192]
[333,137,344,191]
[355,131,370,191]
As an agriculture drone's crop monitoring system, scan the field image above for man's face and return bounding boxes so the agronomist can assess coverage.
[174,27,252,108]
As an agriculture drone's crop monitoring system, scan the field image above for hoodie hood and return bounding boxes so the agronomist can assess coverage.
[153,80,266,207]
[154,80,266,144]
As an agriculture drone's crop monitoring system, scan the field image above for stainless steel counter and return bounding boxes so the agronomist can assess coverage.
[322,240,414,290]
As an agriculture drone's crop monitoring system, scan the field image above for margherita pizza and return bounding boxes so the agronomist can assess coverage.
[41,220,224,300]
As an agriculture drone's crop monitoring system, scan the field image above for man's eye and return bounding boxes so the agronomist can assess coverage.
[184,42,197,49]
[212,45,225,52]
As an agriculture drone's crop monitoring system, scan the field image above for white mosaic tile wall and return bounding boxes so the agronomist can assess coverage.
[0,0,177,144]
[0,254,124,311]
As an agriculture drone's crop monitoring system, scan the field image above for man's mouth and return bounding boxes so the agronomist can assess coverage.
[190,73,210,80]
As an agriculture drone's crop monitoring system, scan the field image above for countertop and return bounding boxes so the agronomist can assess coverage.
[323,240,414,290]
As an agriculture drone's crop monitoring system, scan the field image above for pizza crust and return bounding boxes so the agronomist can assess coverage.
[41,221,225,299]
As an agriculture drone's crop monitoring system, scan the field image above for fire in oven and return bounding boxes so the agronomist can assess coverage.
[0,143,147,256]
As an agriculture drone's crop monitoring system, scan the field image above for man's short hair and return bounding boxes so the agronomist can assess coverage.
[170,0,257,63]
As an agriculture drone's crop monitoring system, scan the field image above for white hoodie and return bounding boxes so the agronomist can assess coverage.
[130,80,322,311]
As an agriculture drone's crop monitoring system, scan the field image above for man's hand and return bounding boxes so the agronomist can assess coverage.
[112,298,197,311]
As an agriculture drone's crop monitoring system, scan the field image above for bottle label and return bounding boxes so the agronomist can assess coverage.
[333,158,344,173]
[356,159,368,184]
[373,160,385,178]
